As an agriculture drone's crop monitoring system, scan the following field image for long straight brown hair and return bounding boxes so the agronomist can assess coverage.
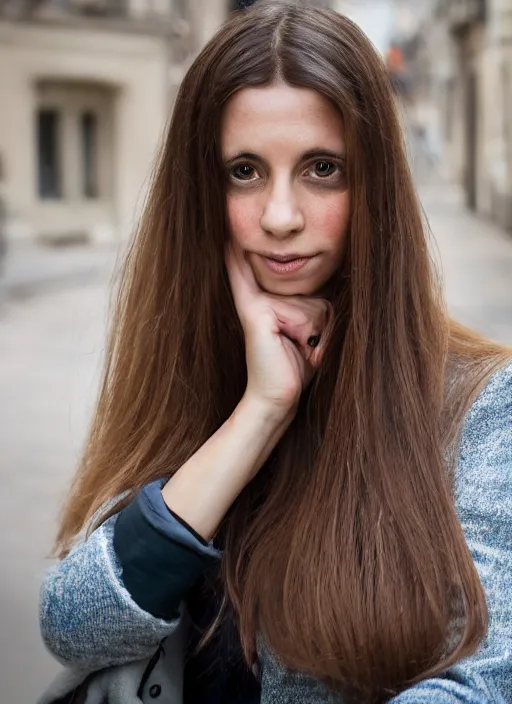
[55,2,510,701]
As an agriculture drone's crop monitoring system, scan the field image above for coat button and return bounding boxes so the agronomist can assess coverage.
[149,684,162,698]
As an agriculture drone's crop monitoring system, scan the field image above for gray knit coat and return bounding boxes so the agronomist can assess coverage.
[38,363,512,703]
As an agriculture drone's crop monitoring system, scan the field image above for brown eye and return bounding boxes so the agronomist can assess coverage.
[232,164,257,181]
[313,161,337,177]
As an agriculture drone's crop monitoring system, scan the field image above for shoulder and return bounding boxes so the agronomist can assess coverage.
[458,360,512,473]
[40,515,180,670]
[455,360,512,551]
[455,362,512,685]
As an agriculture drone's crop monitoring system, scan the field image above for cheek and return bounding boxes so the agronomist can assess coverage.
[226,196,260,248]
[309,194,350,252]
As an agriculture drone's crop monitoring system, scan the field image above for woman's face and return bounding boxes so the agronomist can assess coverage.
[221,82,350,296]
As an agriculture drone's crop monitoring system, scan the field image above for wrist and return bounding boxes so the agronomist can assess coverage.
[225,395,291,483]
[238,392,294,426]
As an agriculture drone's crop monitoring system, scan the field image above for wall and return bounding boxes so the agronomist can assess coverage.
[0,20,170,241]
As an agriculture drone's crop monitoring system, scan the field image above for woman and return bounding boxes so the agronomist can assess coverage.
[38,2,512,703]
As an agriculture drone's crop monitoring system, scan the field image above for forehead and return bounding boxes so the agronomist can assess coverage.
[220,82,344,156]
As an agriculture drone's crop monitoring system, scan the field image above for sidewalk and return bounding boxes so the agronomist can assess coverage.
[419,183,512,344]
[0,240,120,301]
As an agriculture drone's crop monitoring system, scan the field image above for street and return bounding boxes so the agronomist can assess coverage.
[0,280,110,702]
[1,187,512,703]
[421,185,512,343]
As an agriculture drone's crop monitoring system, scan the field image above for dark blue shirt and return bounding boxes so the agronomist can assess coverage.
[113,480,261,704]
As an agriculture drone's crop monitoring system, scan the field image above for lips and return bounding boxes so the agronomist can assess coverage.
[258,253,315,274]
[262,252,307,262]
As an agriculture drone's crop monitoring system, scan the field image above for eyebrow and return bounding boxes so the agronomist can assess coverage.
[223,148,346,165]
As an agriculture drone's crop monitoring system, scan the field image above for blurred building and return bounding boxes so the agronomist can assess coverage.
[0,0,345,244]
[0,0,238,243]
[333,0,397,55]
[407,0,512,230]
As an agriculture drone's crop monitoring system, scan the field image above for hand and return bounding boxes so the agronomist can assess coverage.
[226,243,331,418]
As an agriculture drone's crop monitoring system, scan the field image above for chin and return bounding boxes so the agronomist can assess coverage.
[257,275,320,297]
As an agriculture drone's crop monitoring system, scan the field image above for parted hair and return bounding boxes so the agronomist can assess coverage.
[55,2,511,701]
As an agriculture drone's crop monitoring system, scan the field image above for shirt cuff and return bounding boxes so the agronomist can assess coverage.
[113,480,222,620]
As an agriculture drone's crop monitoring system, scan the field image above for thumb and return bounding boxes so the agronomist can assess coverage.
[225,242,260,317]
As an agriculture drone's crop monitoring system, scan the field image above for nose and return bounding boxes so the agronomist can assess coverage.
[260,179,305,239]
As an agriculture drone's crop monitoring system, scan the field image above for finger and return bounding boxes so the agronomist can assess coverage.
[307,335,326,368]
[308,309,334,368]
[273,313,323,365]
[307,334,322,349]
[266,294,331,329]
[283,305,332,368]
[280,334,311,391]
[225,243,260,317]
[270,299,327,355]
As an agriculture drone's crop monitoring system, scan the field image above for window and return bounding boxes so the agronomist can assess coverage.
[37,109,61,199]
[81,111,98,198]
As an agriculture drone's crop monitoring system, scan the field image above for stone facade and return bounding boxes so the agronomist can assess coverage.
[408,0,512,230]
[0,0,342,244]
[0,0,236,243]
